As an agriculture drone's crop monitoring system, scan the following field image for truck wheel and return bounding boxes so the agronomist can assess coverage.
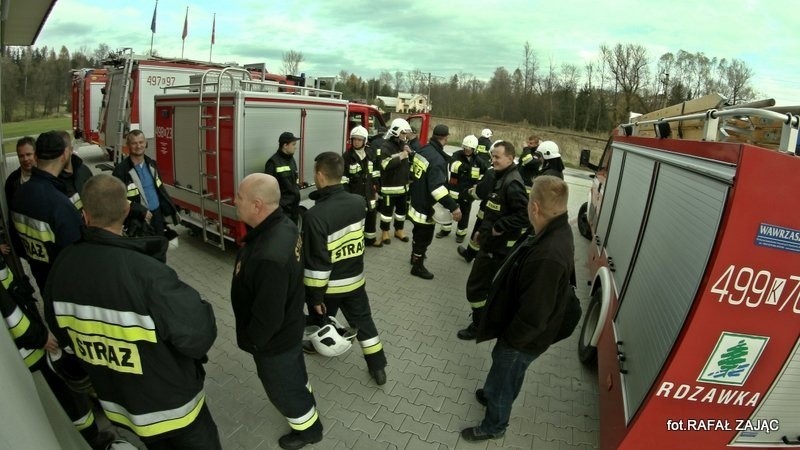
[578,289,601,366]
[578,202,592,240]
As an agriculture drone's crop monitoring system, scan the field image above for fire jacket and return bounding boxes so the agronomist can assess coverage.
[342,147,380,210]
[477,164,529,256]
[112,155,179,224]
[59,153,94,210]
[449,150,490,199]
[408,139,458,224]
[45,226,217,439]
[476,136,493,165]
[478,213,574,355]
[518,146,542,188]
[302,185,367,306]
[10,167,82,290]
[377,138,410,195]
[264,150,301,220]
[2,284,47,369]
[231,209,306,356]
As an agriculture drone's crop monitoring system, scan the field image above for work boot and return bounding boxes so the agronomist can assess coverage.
[380,230,391,245]
[435,230,450,239]
[410,255,434,280]
[457,245,475,263]
[278,426,323,450]
[455,234,465,244]
[460,427,504,442]
[370,368,387,385]
[394,230,409,242]
[457,322,478,340]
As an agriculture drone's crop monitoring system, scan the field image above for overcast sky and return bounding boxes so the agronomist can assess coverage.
[37,0,798,105]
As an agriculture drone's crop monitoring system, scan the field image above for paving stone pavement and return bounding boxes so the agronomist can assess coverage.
[76,146,600,449]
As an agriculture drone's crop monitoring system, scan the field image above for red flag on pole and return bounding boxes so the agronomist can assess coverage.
[211,14,216,45]
[182,7,188,40]
[150,0,157,33]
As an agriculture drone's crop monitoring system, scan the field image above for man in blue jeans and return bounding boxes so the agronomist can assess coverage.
[461,175,574,441]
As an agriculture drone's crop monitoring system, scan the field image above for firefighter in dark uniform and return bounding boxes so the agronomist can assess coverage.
[56,130,93,211]
[457,141,529,340]
[232,173,323,449]
[304,152,388,384]
[518,134,542,192]
[342,126,380,246]
[537,140,566,179]
[408,125,462,279]
[476,128,493,167]
[436,134,489,242]
[45,174,221,449]
[9,131,82,292]
[264,131,302,224]
[457,159,497,263]
[376,118,413,245]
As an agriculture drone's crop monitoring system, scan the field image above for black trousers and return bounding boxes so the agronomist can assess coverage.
[364,208,378,241]
[411,221,435,257]
[144,403,222,450]
[378,193,407,231]
[253,344,322,436]
[456,198,474,237]
[38,363,99,445]
[465,251,506,324]
[150,208,166,236]
[310,287,387,371]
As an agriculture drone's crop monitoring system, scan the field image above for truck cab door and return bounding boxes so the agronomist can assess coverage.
[406,113,430,146]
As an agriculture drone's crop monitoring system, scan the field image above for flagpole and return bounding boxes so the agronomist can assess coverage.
[181,6,188,59]
[149,0,158,56]
[209,13,215,62]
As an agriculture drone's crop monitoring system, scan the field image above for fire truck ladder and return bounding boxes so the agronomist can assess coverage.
[112,49,135,165]
[195,67,249,250]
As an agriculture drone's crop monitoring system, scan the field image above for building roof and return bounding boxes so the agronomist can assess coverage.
[376,96,398,107]
[1,0,57,46]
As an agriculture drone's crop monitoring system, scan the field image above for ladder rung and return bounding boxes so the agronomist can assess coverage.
[200,150,217,156]
[201,174,218,180]
[200,126,217,130]
[220,198,232,204]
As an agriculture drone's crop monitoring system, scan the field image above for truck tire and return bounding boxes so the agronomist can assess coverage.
[578,289,601,366]
[578,202,592,240]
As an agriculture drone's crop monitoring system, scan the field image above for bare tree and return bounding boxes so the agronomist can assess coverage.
[723,59,755,104]
[393,71,405,92]
[281,50,304,75]
[522,41,538,95]
[601,43,649,122]
[560,63,580,128]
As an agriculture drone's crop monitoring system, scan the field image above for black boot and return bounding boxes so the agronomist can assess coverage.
[457,245,477,263]
[435,230,450,238]
[278,421,323,449]
[410,254,434,280]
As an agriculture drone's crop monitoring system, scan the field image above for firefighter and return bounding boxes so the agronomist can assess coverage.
[56,130,93,211]
[475,128,493,167]
[408,125,462,279]
[9,131,82,292]
[457,141,529,340]
[342,126,380,246]
[537,140,566,179]
[232,173,323,449]
[112,130,180,237]
[376,118,413,245]
[1,267,113,449]
[518,134,542,191]
[462,176,574,442]
[4,136,36,206]
[264,131,302,224]
[437,135,489,242]
[456,140,500,264]
[304,152,388,384]
[45,174,221,448]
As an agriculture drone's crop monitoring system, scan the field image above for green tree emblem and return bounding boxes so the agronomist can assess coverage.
[708,339,750,379]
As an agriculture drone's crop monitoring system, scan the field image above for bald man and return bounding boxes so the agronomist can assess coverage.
[231,174,324,449]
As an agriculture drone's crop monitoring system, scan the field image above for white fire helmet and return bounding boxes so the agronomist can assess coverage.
[538,140,561,160]
[388,118,413,138]
[350,125,369,140]
[481,128,492,138]
[310,316,357,357]
[461,135,479,150]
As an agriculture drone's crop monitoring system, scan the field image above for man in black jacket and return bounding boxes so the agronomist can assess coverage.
[457,141,528,340]
[45,174,220,449]
[304,152,387,384]
[461,175,574,442]
[407,124,461,279]
[376,118,413,245]
[232,173,323,449]
[56,130,93,211]
[264,131,302,223]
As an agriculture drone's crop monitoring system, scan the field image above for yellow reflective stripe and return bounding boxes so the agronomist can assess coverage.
[348,164,360,173]
[379,214,393,223]
[476,145,488,154]
[21,347,45,367]
[393,214,406,221]
[287,406,319,431]
[54,302,157,343]
[440,223,452,231]
[449,191,459,199]
[0,266,13,289]
[451,161,462,173]
[276,166,291,173]
[328,221,364,247]
[469,300,486,308]
[362,341,383,355]
[156,177,162,188]
[11,213,55,243]
[70,193,83,210]
[303,268,331,288]
[468,239,480,251]
[381,185,406,195]
[371,170,381,178]
[471,167,480,179]
[341,176,349,184]
[126,183,139,198]
[306,381,313,393]
[408,206,433,225]
[507,239,517,248]
[326,272,365,294]
[476,209,484,219]
[73,410,95,431]
[101,392,205,438]
[432,186,449,201]
[6,307,30,339]
[521,154,533,164]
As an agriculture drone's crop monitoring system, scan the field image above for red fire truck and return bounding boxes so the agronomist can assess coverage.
[70,68,107,143]
[153,67,429,250]
[576,102,800,448]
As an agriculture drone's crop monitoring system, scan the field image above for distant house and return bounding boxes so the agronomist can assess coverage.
[375,93,431,113]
